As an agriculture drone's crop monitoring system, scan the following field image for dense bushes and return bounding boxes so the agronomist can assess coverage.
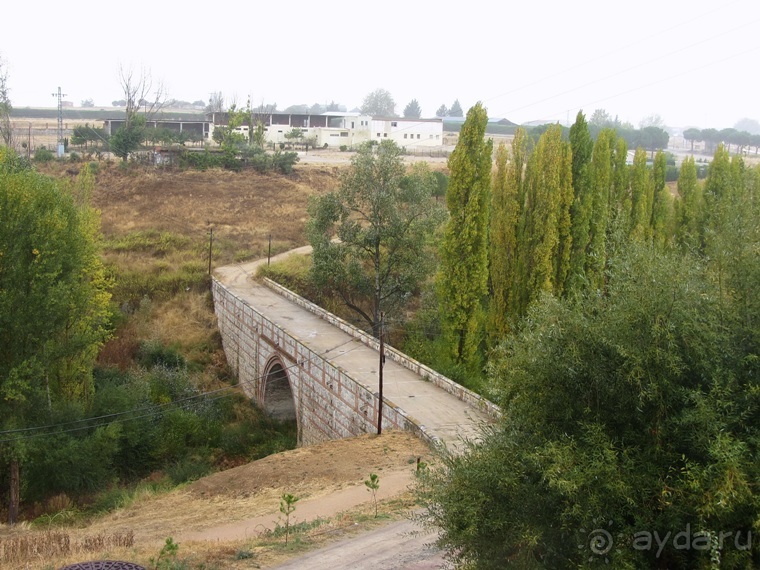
[2,357,297,508]
[178,147,299,174]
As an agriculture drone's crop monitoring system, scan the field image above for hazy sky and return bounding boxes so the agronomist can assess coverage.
[3,0,758,130]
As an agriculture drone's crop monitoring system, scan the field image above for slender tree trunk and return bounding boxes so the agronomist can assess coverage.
[9,459,19,524]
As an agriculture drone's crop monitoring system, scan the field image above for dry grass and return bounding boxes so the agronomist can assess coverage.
[89,163,338,266]
[0,529,135,568]
[0,162,437,568]
[0,432,432,569]
[86,162,342,379]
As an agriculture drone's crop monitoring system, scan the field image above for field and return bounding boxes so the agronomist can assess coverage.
[0,432,432,569]
[0,158,442,569]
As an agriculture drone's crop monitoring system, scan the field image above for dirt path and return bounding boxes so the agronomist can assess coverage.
[269,519,446,570]
[181,468,415,542]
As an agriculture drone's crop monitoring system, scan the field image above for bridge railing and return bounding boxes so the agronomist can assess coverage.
[262,278,501,420]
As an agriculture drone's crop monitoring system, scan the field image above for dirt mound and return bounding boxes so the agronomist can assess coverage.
[188,431,430,500]
[75,431,431,546]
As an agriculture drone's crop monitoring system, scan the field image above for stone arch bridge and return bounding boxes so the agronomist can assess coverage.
[212,250,498,449]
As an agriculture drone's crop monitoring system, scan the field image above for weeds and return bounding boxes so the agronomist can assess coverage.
[150,537,182,570]
[0,530,134,565]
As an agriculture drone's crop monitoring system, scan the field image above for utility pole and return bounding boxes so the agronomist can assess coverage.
[377,312,385,436]
[207,225,213,276]
[51,86,67,157]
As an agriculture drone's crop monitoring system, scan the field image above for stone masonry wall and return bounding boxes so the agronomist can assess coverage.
[212,278,441,447]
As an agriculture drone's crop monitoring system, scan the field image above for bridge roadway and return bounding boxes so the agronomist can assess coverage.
[214,247,494,451]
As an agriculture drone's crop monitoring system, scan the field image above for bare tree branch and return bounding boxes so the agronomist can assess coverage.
[118,65,167,127]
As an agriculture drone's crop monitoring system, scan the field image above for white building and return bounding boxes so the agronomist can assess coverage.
[208,111,443,149]
[370,117,443,147]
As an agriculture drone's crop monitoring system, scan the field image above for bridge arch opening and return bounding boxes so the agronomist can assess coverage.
[263,359,297,422]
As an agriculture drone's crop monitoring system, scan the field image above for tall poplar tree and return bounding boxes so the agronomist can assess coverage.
[703,144,734,231]
[675,156,702,251]
[438,103,492,364]
[586,129,613,289]
[514,124,572,314]
[611,136,630,227]
[568,112,594,293]
[651,150,673,249]
[629,148,651,242]
[488,137,522,342]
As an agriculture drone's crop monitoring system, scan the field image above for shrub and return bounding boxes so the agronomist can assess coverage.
[166,456,212,485]
[272,151,299,174]
[34,146,55,162]
[339,145,348,152]
[137,341,186,370]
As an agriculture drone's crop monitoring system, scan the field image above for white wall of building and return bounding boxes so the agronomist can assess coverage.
[370,118,443,147]
[208,114,443,149]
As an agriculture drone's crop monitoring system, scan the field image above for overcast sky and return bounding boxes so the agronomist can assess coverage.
[3,0,758,130]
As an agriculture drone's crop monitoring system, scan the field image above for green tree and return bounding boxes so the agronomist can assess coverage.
[650,150,673,249]
[589,108,613,128]
[71,124,108,152]
[109,115,146,161]
[674,155,703,251]
[586,129,614,289]
[449,99,464,117]
[629,147,652,242]
[701,127,720,153]
[418,242,760,569]
[0,54,11,147]
[365,473,380,517]
[111,66,166,161]
[703,143,734,218]
[0,154,111,522]
[638,126,669,157]
[435,104,448,118]
[720,128,738,154]
[683,127,702,152]
[360,88,396,116]
[610,135,630,226]
[284,127,305,148]
[403,99,422,119]
[307,140,443,336]
[438,103,492,363]
[212,103,247,148]
[568,111,594,293]
[513,124,572,314]
[488,136,522,342]
[279,493,299,545]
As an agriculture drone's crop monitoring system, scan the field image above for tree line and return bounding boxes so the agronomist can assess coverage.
[305,103,758,567]
[417,107,759,568]
[683,126,760,155]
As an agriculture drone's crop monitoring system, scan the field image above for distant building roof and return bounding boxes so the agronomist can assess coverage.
[373,116,443,123]
[441,116,516,125]
[321,111,362,117]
